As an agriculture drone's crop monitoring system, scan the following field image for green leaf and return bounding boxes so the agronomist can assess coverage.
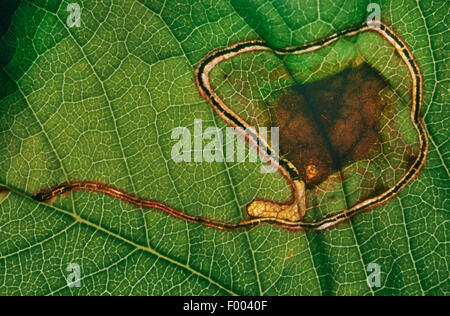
[0,0,448,296]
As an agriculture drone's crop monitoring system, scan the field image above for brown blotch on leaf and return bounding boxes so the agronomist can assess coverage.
[272,63,388,188]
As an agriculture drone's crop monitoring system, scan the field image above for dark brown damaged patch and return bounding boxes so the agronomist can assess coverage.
[272,63,388,188]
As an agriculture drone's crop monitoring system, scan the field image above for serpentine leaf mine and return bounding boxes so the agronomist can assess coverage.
[33,21,428,231]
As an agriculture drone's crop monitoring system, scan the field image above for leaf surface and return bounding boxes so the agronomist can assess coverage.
[0,0,448,295]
